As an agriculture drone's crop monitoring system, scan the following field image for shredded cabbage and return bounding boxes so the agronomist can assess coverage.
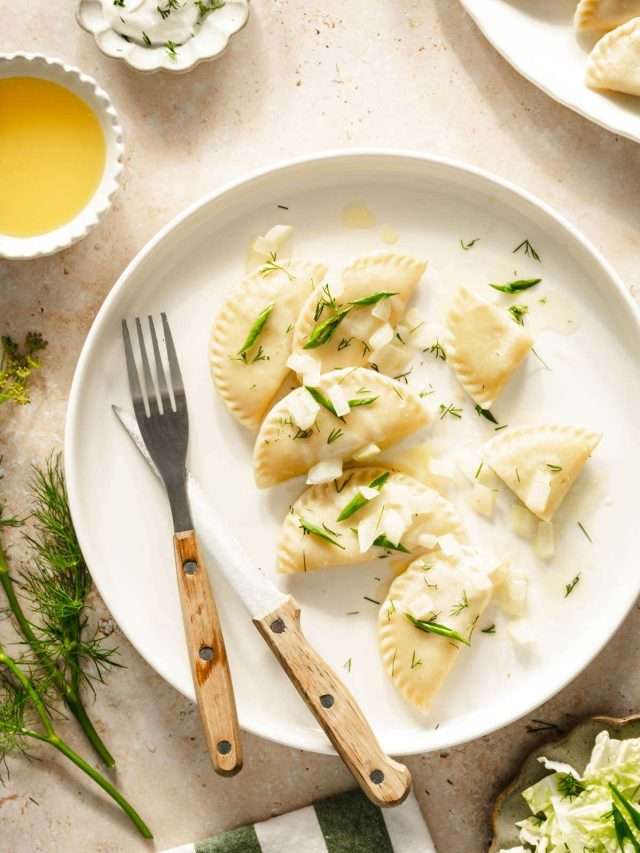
[498,731,640,853]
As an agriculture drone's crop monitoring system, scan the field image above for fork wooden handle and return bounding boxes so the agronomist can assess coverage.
[254,596,412,807]
[174,530,242,776]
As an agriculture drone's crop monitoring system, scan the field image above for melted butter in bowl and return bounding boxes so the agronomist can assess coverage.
[0,77,106,238]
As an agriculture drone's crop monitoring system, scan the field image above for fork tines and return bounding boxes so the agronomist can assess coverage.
[121,313,185,419]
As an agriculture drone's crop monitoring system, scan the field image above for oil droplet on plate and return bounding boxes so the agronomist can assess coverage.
[341,201,375,229]
[379,224,399,244]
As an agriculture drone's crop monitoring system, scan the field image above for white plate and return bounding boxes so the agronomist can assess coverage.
[65,151,640,756]
[459,0,640,144]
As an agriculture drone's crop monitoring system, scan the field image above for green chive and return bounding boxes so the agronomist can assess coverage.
[237,303,274,355]
[405,613,470,646]
[489,278,541,294]
[336,472,390,522]
[299,516,345,549]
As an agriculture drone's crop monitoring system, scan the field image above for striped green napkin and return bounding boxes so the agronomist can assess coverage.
[162,789,435,853]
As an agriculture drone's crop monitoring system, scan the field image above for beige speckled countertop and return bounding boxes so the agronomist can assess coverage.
[2,2,640,851]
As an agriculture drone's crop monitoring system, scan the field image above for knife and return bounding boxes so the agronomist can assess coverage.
[112,404,412,807]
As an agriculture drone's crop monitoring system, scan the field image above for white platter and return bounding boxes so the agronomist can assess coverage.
[459,0,640,144]
[65,151,640,756]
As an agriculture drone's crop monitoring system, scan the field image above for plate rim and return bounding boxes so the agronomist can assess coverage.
[458,0,640,145]
[64,148,640,755]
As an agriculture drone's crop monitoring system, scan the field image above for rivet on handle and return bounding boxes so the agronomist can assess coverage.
[217,740,232,755]
[319,693,334,709]
[370,769,385,784]
[270,618,286,634]
[199,646,214,661]
[183,559,198,575]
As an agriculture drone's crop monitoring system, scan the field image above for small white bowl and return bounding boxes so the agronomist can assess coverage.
[0,53,124,260]
[76,1,250,74]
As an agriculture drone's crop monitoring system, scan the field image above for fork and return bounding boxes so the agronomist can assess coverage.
[121,313,242,776]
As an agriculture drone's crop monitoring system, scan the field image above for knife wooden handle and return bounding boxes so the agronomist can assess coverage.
[174,530,242,776]
[254,596,411,807]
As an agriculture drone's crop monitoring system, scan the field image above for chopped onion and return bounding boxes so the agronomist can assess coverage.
[407,593,435,622]
[534,520,554,560]
[358,486,380,501]
[416,532,438,550]
[306,458,343,485]
[288,389,320,430]
[357,513,381,553]
[371,298,392,321]
[438,533,461,558]
[429,457,455,480]
[368,341,412,375]
[527,469,551,515]
[383,508,409,545]
[499,569,528,617]
[327,384,351,417]
[405,307,425,329]
[247,224,293,269]
[507,619,534,647]
[511,504,536,539]
[286,353,321,385]
[352,443,381,461]
[368,323,394,351]
[471,482,496,518]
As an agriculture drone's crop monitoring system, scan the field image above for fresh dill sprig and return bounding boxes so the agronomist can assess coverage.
[157,0,180,18]
[142,31,152,46]
[337,337,353,351]
[259,252,294,280]
[0,645,151,837]
[0,333,47,406]
[439,403,462,420]
[410,650,422,670]
[449,591,469,617]
[196,0,225,16]
[327,427,343,445]
[343,657,352,672]
[165,40,179,58]
[564,573,581,597]
[314,284,338,321]
[113,0,125,6]
[513,238,541,262]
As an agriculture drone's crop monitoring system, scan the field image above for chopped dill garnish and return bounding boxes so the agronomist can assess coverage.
[546,463,562,472]
[299,517,345,549]
[564,573,581,597]
[449,591,469,617]
[577,521,592,543]
[0,332,47,406]
[508,303,529,325]
[293,427,313,440]
[157,0,180,18]
[531,348,551,370]
[475,462,484,479]
[393,368,413,383]
[439,403,462,420]
[513,238,541,262]
[113,0,125,6]
[363,595,381,606]
[343,657,352,672]
[474,404,498,424]
[460,238,479,251]
[196,0,225,16]
[481,624,496,634]
[165,40,179,58]
[142,31,152,46]
[426,340,447,361]
[410,650,422,670]
[327,427,343,444]
[334,474,353,494]
[494,424,508,431]
[337,337,353,351]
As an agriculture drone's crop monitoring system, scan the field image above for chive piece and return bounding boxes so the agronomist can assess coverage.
[449,591,469,617]
[299,516,345,549]
[577,521,592,543]
[236,303,274,355]
[474,404,498,424]
[303,307,351,349]
[489,278,541,294]
[405,613,470,646]
[337,471,390,522]
[305,385,338,417]
[347,396,378,408]
[373,535,409,553]
[349,291,398,307]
